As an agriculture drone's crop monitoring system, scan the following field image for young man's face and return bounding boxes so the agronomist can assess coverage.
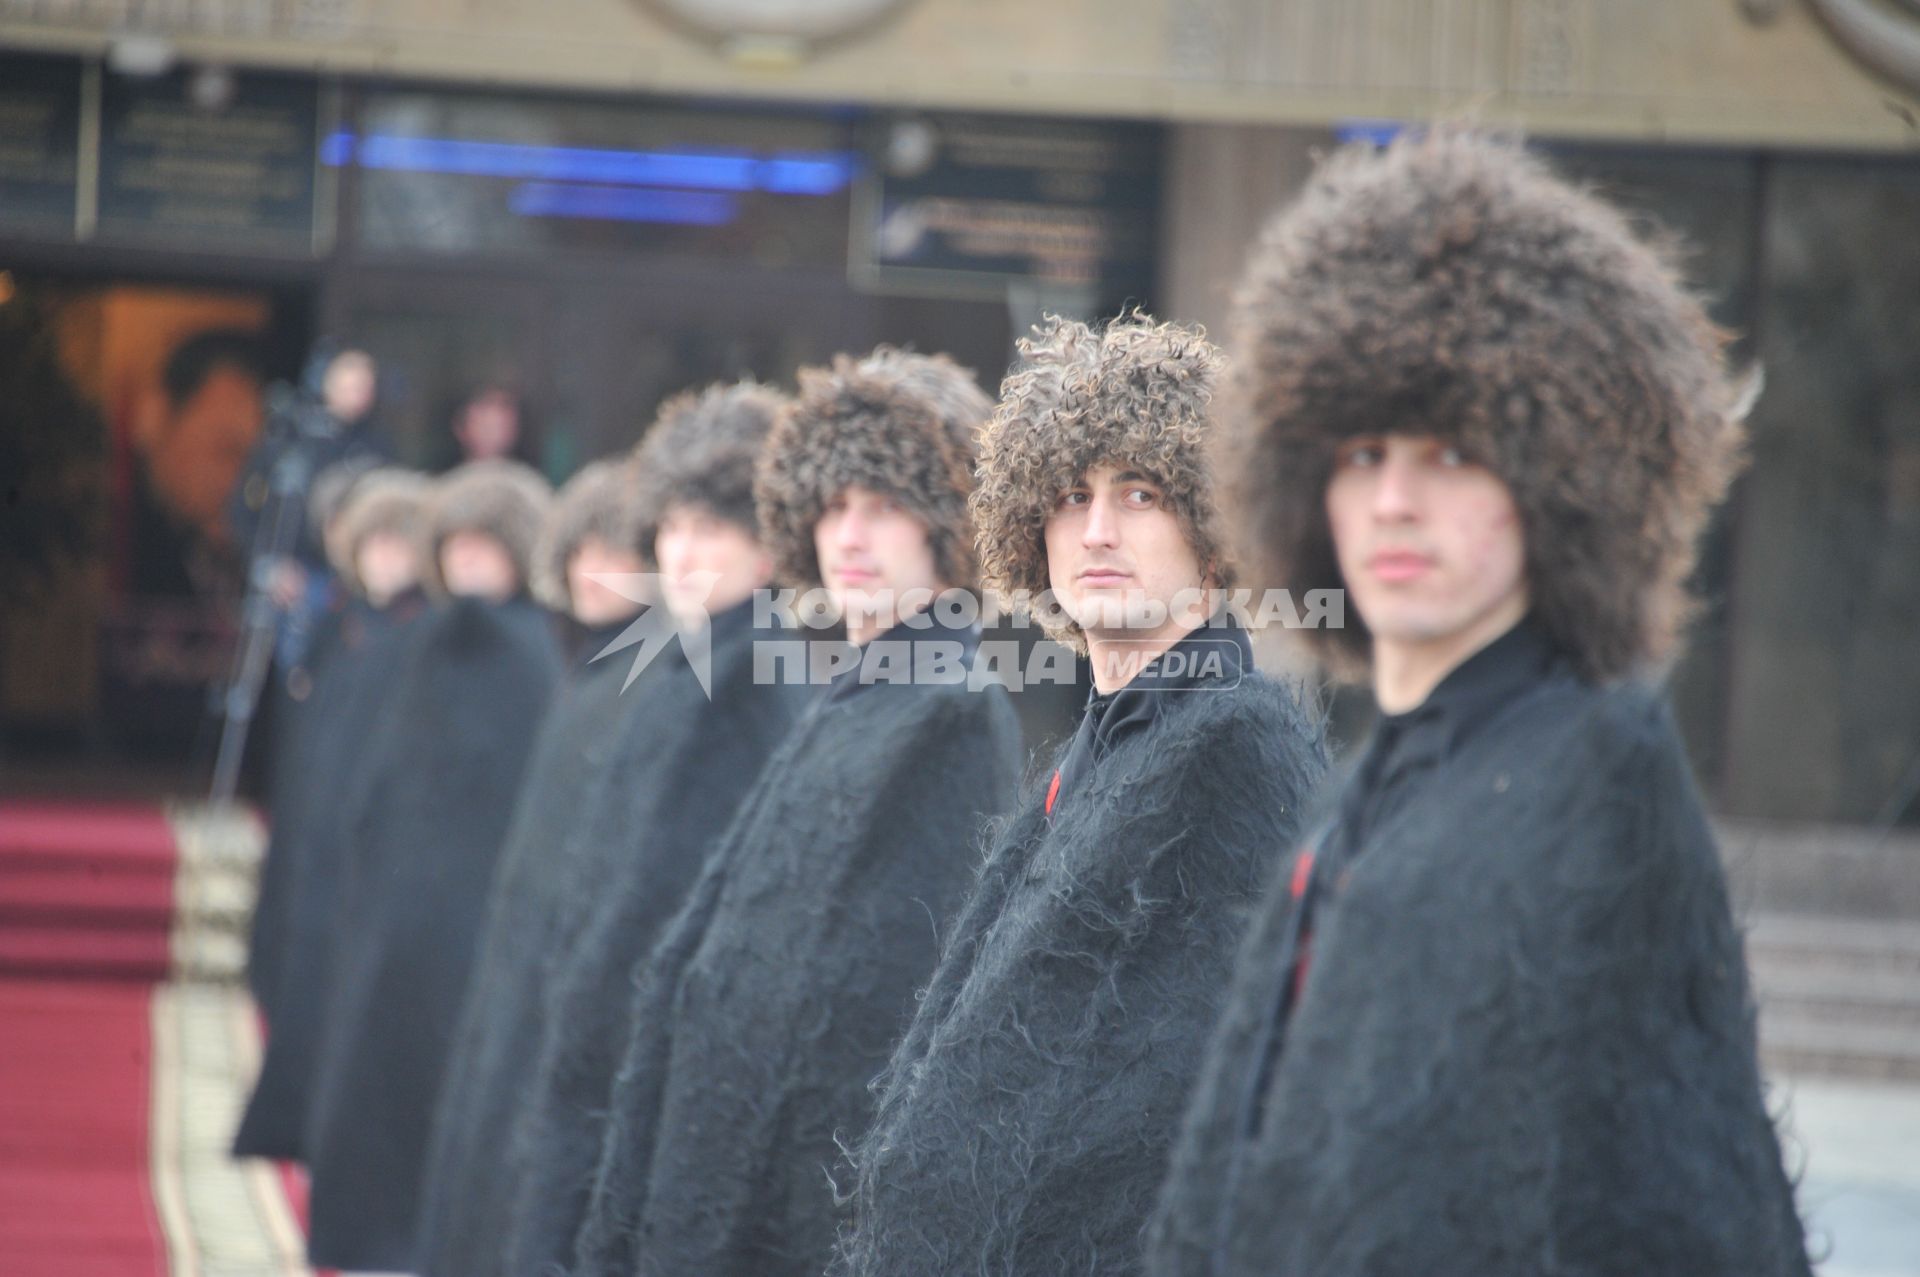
[1325,434,1528,657]
[439,530,519,603]
[323,352,377,424]
[455,391,521,462]
[355,530,420,607]
[813,485,943,643]
[1044,463,1208,651]
[566,535,647,627]
[653,503,771,629]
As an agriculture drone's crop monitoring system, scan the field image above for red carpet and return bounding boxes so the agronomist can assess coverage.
[0,802,178,982]
[0,980,165,1276]
[0,800,308,1275]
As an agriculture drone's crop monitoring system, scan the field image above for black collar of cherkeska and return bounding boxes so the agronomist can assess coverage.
[824,604,984,703]
[574,607,650,669]
[1050,613,1253,817]
[1372,612,1563,773]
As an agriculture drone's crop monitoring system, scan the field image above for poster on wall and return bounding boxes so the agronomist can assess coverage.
[0,53,84,236]
[852,113,1160,301]
[97,67,322,252]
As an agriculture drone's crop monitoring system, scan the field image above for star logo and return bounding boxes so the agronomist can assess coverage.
[585,572,719,698]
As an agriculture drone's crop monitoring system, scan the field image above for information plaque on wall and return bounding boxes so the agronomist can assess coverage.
[97,68,321,252]
[852,114,1160,300]
[0,53,84,236]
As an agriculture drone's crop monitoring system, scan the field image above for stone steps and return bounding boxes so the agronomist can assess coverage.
[1747,912,1920,1082]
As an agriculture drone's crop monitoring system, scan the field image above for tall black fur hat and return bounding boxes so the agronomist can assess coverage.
[630,381,787,556]
[755,350,986,591]
[421,459,553,599]
[326,468,431,597]
[1224,128,1746,682]
[972,311,1231,652]
[531,458,647,612]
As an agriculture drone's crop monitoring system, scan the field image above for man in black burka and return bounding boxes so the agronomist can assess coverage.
[1144,131,1811,1277]
[832,314,1329,1277]
[571,350,1023,1277]
[501,382,810,1277]
[233,467,432,1161]
[300,459,563,1272]
[412,457,650,1277]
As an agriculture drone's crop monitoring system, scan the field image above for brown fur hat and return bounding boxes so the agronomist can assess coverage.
[531,458,647,612]
[855,346,994,463]
[630,381,787,556]
[755,351,985,591]
[1224,129,1745,683]
[307,455,382,547]
[421,459,553,598]
[326,468,431,597]
[972,311,1232,652]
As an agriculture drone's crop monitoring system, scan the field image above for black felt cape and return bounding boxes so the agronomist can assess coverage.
[299,595,562,1272]
[411,619,645,1277]
[232,591,426,1160]
[243,596,342,1018]
[831,670,1328,1277]
[1145,678,1812,1277]
[501,601,810,1277]
[573,619,1025,1277]
[244,593,361,1020]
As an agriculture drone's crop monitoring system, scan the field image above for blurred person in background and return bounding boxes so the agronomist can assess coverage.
[572,350,1022,1277]
[500,383,809,1277]
[414,456,655,1277]
[300,460,560,1274]
[234,467,433,1163]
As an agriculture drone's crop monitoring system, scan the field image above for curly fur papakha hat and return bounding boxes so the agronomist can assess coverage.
[421,459,553,599]
[855,346,995,463]
[530,458,647,612]
[630,381,787,555]
[755,351,986,591]
[972,311,1232,652]
[1224,129,1745,683]
[307,455,382,547]
[326,468,431,597]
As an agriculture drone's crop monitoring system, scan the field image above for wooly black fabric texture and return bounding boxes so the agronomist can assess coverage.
[423,619,686,1276]
[300,595,561,1271]
[831,672,1327,1277]
[411,624,645,1277]
[1145,678,1811,1276]
[232,592,427,1159]
[243,596,351,1018]
[501,601,810,1277]
[572,631,1024,1277]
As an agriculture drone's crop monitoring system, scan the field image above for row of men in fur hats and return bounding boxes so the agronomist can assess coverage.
[234,129,1812,1277]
